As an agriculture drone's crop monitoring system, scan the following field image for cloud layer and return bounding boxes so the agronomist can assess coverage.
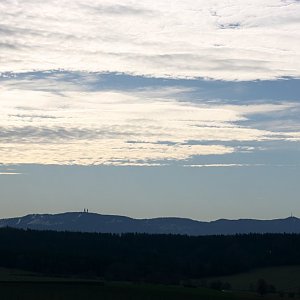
[0,73,299,166]
[1,0,300,80]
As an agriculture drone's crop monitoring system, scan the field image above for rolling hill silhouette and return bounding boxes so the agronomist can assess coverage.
[1,212,299,235]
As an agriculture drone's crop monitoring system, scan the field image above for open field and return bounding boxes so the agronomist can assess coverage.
[0,280,279,300]
[0,267,289,300]
[0,281,233,300]
[204,265,300,293]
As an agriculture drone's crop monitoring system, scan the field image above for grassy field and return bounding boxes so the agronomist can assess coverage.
[0,267,296,300]
[204,265,300,293]
[0,281,282,300]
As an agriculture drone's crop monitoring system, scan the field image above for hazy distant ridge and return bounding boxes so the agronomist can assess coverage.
[0,212,299,235]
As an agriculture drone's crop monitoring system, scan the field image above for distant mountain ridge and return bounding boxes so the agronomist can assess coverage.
[0,212,300,235]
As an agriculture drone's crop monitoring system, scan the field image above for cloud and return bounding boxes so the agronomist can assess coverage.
[0,172,22,175]
[0,166,22,175]
[184,163,300,168]
[184,164,265,168]
[0,74,299,165]
[0,0,300,80]
[0,142,236,165]
[80,3,153,15]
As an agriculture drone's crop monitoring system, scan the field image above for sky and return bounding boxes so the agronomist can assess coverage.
[0,0,300,220]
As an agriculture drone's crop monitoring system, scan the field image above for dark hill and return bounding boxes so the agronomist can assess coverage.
[0,212,299,235]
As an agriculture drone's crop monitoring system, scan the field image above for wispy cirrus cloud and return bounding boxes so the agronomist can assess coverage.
[0,0,300,80]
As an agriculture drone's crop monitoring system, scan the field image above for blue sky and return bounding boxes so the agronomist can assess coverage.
[0,0,299,220]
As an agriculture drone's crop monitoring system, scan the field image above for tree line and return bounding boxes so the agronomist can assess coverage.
[0,228,300,284]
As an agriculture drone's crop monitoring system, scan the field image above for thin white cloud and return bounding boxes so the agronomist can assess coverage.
[0,172,22,175]
[221,103,297,115]
[184,163,300,167]
[184,164,265,168]
[284,132,300,141]
[0,166,22,175]
[0,0,300,80]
